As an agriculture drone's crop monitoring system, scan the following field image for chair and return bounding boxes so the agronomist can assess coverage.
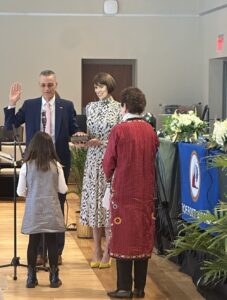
[201,105,209,121]
[0,126,24,142]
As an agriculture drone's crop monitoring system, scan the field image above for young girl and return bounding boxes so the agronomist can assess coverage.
[17,131,68,288]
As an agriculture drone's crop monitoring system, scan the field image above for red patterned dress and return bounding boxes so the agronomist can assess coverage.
[103,118,159,259]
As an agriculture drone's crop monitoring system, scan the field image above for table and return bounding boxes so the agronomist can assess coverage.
[155,138,181,252]
[0,156,21,200]
[157,140,227,299]
[178,142,219,228]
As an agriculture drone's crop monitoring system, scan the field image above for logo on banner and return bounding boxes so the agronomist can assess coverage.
[190,151,200,202]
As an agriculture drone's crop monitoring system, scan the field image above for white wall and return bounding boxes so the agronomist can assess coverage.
[0,0,203,125]
[199,1,227,120]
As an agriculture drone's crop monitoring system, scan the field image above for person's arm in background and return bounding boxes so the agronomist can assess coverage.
[69,101,89,141]
[68,101,79,135]
[102,127,118,182]
[4,82,25,129]
[83,102,101,147]
[16,163,27,197]
[57,162,68,194]
[8,83,22,106]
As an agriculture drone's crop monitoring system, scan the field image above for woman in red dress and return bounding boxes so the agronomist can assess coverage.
[103,87,159,298]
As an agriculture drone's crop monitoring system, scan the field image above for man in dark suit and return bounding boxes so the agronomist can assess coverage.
[4,70,79,265]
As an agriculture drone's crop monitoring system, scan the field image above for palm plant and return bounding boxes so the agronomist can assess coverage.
[167,154,227,286]
[69,146,93,238]
[69,146,87,198]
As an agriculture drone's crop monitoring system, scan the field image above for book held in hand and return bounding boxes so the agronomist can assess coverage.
[71,135,89,143]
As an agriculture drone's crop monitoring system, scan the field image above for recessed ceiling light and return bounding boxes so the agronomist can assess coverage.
[104,0,118,16]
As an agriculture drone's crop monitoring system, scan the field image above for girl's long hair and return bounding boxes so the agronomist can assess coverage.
[23,131,60,171]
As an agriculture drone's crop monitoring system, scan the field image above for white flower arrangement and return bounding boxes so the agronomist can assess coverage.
[162,110,207,142]
[210,119,227,152]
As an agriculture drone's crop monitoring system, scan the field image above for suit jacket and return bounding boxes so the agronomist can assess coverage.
[4,97,79,179]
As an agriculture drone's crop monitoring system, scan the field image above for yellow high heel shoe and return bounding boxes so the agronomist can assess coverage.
[99,259,112,269]
[90,261,101,268]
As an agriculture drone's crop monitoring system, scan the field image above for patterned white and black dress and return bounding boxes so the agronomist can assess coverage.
[80,97,121,227]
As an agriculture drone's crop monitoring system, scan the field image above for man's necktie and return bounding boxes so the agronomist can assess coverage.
[45,102,51,135]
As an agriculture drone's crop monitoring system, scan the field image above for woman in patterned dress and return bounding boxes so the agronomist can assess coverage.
[80,72,121,268]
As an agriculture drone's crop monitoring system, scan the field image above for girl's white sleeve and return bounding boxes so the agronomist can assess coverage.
[57,162,68,194]
[16,163,27,197]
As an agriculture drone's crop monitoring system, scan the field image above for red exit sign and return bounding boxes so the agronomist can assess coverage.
[216,34,224,52]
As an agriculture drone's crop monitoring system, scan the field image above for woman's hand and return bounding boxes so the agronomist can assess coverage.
[71,132,89,147]
[71,133,102,147]
[87,138,102,147]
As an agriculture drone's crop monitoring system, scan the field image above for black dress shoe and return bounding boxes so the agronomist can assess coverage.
[107,289,133,298]
[133,289,145,298]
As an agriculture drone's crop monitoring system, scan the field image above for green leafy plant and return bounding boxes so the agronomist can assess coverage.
[167,204,227,285]
[208,154,227,169]
[68,146,93,238]
[69,146,87,198]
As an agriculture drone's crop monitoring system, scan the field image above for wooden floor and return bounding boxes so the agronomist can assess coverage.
[0,194,204,300]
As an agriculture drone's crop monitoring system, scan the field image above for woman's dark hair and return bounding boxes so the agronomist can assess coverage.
[93,72,116,93]
[23,131,59,171]
[120,87,146,114]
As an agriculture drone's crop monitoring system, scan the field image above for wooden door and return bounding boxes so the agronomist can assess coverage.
[82,60,135,112]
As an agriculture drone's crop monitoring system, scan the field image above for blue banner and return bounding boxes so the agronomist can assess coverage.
[178,142,219,228]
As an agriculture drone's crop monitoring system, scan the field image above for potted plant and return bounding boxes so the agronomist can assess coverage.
[161,110,207,143]
[69,145,93,238]
[70,146,87,198]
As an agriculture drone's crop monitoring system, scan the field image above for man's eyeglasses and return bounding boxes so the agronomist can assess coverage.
[40,83,55,88]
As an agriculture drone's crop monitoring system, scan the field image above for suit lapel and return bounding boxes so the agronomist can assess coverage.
[55,99,63,139]
[35,99,42,131]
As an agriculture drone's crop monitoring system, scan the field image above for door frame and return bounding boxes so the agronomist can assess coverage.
[81,58,136,113]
